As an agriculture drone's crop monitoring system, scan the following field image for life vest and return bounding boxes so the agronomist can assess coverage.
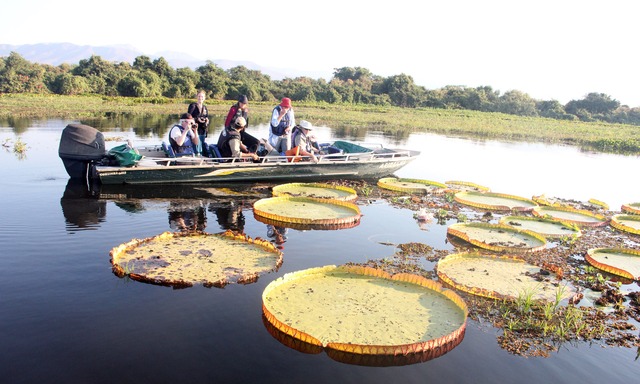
[270,106,291,136]
[216,127,241,158]
[168,125,195,155]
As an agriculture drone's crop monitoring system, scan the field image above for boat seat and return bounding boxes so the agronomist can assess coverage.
[161,142,176,158]
[209,144,223,159]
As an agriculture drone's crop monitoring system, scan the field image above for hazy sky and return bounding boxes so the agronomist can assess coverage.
[2,0,639,106]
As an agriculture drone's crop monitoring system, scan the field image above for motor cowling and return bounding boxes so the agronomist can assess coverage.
[58,124,106,179]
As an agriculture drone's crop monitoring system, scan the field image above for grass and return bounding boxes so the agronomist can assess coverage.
[1,93,639,154]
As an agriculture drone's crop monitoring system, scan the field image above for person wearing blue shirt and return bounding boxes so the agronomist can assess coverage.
[268,97,295,153]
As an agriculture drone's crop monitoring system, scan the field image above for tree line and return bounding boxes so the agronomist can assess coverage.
[2,51,639,126]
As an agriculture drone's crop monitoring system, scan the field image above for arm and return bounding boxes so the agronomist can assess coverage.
[230,138,258,160]
[225,106,237,128]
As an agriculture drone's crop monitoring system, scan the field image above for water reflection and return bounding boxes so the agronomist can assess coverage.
[168,201,207,231]
[60,179,105,232]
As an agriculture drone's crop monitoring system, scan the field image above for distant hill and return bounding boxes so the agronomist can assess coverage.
[0,43,329,81]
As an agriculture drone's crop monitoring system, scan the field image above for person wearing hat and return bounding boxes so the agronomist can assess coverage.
[225,94,260,154]
[169,112,200,156]
[187,90,210,156]
[269,97,295,153]
[289,120,320,163]
[216,116,259,161]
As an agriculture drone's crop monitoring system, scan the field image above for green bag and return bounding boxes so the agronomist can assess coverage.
[108,144,142,167]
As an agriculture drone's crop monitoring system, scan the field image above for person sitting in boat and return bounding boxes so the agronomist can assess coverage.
[169,113,200,157]
[225,94,259,153]
[269,97,295,153]
[289,120,322,162]
[216,116,259,161]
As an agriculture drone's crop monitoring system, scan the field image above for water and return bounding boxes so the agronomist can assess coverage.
[1,119,638,383]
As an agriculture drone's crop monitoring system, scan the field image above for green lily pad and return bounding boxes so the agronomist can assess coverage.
[532,206,608,227]
[621,202,640,215]
[445,180,490,193]
[499,215,581,239]
[454,191,537,211]
[272,183,357,201]
[610,214,640,235]
[447,222,546,253]
[262,265,468,364]
[586,248,640,280]
[377,177,447,194]
[110,230,283,288]
[437,252,573,301]
[253,196,361,226]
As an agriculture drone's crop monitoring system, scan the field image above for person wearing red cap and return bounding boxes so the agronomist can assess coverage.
[268,97,295,153]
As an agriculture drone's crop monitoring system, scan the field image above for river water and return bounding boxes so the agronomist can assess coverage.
[0,118,638,383]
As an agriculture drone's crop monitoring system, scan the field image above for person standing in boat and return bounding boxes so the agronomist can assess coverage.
[269,97,295,153]
[224,94,259,153]
[169,113,200,156]
[187,90,210,156]
[216,116,259,161]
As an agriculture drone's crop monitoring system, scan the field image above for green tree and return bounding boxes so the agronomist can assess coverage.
[0,52,47,93]
[496,90,537,116]
[196,61,227,99]
[52,73,90,95]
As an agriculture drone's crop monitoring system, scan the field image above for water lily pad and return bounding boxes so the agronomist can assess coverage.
[499,215,582,239]
[454,191,537,211]
[377,177,447,194]
[262,265,468,365]
[621,202,640,215]
[585,248,640,280]
[610,214,640,235]
[445,180,490,193]
[110,230,283,288]
[532,195,608,211]
[532,206,608,227]
[437,252,573,301]
[253,196,361,226]
[272,183,357,201]
[447,222,546,253]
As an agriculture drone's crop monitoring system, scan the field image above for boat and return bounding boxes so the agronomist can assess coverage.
[59,124,420,185]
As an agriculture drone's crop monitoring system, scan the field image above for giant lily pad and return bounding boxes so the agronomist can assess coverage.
[621,202,640,215]
[610,214,640,235]
[262,265,468,365]
[499,215,582,239]
[253,196,361,226]
[445,180,490,193]
[454,191,537,212]
[447,222,546,253]
[532,206,608,227]
[585,248,640,280]
[272,183,357,201]
[109,230,283,288]
[377,177,447,194]
[437,252,573,301]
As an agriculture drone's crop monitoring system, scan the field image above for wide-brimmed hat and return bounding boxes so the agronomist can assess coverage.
[299,120,313,130]
[234,116,247,128]
[280,97,292,108]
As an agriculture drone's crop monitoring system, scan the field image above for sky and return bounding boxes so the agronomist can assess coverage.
[2,0,639,107]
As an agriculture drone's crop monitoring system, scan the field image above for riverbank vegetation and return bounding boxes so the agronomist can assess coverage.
[1,93,639,154]
[2,51,640,127]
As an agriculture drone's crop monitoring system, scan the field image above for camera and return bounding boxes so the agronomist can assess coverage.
[190,122,198,128]
[197,116,207,123]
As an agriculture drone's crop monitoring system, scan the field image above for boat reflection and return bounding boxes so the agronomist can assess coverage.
[61,179,106,232]
[61,182,272,233]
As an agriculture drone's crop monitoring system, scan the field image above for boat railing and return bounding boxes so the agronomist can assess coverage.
[135,145,416,167]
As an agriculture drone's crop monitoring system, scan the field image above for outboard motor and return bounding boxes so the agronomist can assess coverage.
[58,124,106,180]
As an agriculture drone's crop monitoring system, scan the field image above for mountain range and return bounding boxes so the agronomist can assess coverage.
[0,42,330,81]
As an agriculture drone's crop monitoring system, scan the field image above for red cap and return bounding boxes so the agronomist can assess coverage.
[280,97,292,108]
